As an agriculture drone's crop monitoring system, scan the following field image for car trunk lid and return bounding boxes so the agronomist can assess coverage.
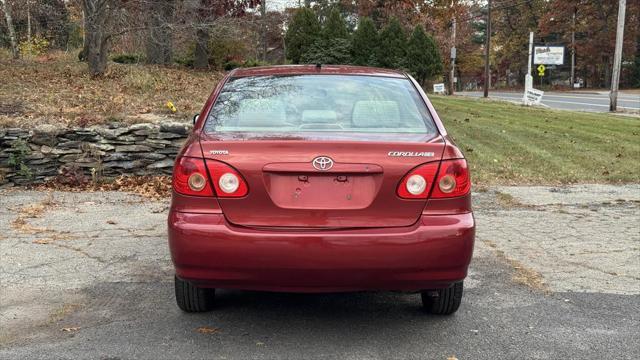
[200,134,445,229]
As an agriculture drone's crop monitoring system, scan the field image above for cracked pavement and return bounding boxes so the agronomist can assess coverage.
[0,185,639,359]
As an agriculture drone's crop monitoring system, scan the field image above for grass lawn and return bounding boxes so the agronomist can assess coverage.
[431,96,640,185]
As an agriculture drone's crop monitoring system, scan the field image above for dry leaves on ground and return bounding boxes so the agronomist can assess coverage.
[61,327,80,332]
[0,51,222,127]
[37,175,172,199]
[195,326,220,334]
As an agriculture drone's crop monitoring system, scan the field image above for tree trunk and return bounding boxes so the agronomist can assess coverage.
[261,1,267,62]
[0,0,19,59]
[194,26,210,69]
[146,0,175,65]
[83,0,110,76]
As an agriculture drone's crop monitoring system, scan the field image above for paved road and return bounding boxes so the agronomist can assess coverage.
[458,91,640,113]
[1,186,639,359]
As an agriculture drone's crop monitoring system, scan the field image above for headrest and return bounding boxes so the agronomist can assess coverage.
[238,98,287,127]
[302,110,338,124]
[352,101,400,127]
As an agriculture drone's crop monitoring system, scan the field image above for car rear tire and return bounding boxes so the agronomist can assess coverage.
[421,282,463,315]
[174,275,215,312]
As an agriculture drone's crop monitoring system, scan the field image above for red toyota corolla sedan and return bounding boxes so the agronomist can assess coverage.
[168,65,474,315]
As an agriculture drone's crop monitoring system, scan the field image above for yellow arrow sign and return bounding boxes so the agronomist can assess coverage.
[537,64,546,76]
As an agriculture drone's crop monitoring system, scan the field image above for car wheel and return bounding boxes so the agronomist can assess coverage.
[174,275,215,312]
[421,282,463,315]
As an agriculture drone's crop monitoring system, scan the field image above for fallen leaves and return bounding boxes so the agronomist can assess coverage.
[482,239,549,294]
[37,175,172,199]
[0,51,222,127]
[195,326,220,334]
[33,239,53,245]
[61,327,80,332]
[11,193,57,234]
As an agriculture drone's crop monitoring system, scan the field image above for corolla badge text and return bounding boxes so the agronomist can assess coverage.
[388,151,435,157]
[209,150,229,155]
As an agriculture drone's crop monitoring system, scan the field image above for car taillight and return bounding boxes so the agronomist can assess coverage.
[172,157,214,196]
[431,159,471,198]
[205,160,248,198]
[397,162,439,199]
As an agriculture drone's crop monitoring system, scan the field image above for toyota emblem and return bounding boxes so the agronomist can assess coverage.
[312,156,334,171]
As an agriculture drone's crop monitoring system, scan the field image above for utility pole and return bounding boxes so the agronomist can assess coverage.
[449,16,457,95]
[523,31,534,105]
[261,0,267,62]
[570,8,576,88]
[483,0,491,97]
[610,0,626,112]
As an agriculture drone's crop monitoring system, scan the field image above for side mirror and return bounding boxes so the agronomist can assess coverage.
[193,114,199,125]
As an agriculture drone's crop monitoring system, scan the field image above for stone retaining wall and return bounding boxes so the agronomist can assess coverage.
[0,122,191,186]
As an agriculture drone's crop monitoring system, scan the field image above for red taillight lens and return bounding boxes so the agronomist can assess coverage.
[397,162,439,199]
[431,159,471,198]
[173,157,214,196]
[205,160,248,198]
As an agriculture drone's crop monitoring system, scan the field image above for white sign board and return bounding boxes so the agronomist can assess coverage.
[524,88,544,105]
[534,46,564,65]
[433,83,446,94]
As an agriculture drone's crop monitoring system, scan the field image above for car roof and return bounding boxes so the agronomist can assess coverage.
[230,65,408,79]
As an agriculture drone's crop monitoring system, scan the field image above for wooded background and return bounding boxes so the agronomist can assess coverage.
[0,0,639,89]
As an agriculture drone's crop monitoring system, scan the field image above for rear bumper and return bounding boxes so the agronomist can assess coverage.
[168,212,475,292]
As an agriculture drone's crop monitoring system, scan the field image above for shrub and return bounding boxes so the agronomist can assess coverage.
[351,17,378,66]
[112,53,143,64]
[19,36,50,57]
[406,26,443,85]
[224,60,243,71]
[322,8,349,41]
[377,18,407,69]
[242,59,270,68]
[301,38,351,65]
[285,7,322,64]
[223,59,270,71]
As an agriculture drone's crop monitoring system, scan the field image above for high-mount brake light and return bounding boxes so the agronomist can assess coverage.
[206,160,248,198]
[172,157,214,197]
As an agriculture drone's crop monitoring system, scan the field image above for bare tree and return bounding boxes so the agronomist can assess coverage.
[194,0,214,69]
[0,0,19,59]
[82,0,112,75]
[146,0,175,64]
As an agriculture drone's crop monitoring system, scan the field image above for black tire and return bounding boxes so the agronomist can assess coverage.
[174,275,215,312]
[421,282,463,315]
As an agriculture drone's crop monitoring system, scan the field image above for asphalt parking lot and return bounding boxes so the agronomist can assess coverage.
[1,185,639,359]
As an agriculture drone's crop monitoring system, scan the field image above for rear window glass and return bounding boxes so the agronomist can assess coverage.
[204,75,436,134]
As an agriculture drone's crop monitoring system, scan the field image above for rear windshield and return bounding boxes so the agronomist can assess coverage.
[204,75,436,134]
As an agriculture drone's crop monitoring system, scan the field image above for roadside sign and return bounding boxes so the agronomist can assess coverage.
[537,64,546,76]
[533,46,565,65]
[524,88,544,105]
[433,83,446,94]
